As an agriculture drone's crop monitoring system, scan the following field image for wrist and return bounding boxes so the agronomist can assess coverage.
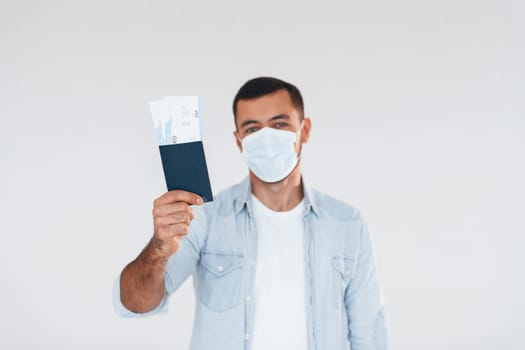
[142,236,170,268]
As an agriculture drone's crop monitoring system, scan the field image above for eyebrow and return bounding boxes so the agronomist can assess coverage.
[240,114,291,129]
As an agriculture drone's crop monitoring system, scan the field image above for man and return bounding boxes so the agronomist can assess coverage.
[114,77,389,350]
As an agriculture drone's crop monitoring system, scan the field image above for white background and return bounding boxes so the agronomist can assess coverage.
[1,1,524,349]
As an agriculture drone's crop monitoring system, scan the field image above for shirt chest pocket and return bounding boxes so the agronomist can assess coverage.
[332,255,356,309]
[196,251,244,312]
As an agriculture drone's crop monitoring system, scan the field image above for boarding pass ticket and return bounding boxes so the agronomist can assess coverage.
[150,96,201,145]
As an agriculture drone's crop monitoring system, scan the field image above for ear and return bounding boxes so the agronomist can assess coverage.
[233,130,242,152]
[300,117,312,144]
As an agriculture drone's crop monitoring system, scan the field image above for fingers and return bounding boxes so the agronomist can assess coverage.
[155,212,192,226]
[152,202,194,219]
[152,200,194,239]
[163,223,190,236]
[154,190,204,206]
[155,223,190,239]
[151,190,202,257]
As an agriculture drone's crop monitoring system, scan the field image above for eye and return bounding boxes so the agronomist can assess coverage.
[246,126,259,134]
[274,122,288,128]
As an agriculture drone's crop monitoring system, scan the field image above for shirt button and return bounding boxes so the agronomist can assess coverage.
[245,295,251,302]
[217,265,224,272]
[245,333,250,340]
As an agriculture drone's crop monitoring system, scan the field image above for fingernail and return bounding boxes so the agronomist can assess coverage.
[197,197,204,204]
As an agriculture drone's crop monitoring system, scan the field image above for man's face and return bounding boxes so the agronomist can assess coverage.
[234,89,311,154]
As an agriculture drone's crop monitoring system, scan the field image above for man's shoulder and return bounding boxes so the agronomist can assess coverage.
[310,187,362,222]
[200,179,247,215]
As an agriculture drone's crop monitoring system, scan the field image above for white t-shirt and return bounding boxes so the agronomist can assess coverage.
[250,193,308,350]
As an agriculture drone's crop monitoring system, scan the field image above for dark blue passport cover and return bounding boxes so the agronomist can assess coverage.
[158,141,213,202]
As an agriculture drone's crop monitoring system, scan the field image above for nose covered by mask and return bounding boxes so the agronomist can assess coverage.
[239,125,303,183]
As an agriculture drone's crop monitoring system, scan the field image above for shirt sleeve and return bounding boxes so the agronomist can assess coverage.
[345,216,389,350]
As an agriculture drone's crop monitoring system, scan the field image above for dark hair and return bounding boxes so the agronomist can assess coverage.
[232,77,304,122]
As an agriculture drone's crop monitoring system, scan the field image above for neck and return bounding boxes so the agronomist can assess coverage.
[250,163,304,211]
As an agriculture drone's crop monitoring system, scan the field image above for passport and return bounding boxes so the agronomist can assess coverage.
[149,96,213,202]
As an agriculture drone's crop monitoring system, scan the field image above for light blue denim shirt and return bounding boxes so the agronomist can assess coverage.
[113,176,389,350]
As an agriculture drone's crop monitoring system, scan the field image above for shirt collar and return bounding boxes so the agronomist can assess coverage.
[233,175,319,218]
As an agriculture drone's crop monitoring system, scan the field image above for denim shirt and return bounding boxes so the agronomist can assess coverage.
[113,176,389,350]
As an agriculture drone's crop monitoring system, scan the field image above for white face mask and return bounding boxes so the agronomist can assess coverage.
[239,125,302,183]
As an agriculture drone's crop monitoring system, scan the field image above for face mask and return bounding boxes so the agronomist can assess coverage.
[239,125,302,183]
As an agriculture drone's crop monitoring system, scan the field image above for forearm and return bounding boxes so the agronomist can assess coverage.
[120,237,169,313]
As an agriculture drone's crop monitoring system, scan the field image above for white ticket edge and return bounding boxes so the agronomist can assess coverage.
[149,96,201,145]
